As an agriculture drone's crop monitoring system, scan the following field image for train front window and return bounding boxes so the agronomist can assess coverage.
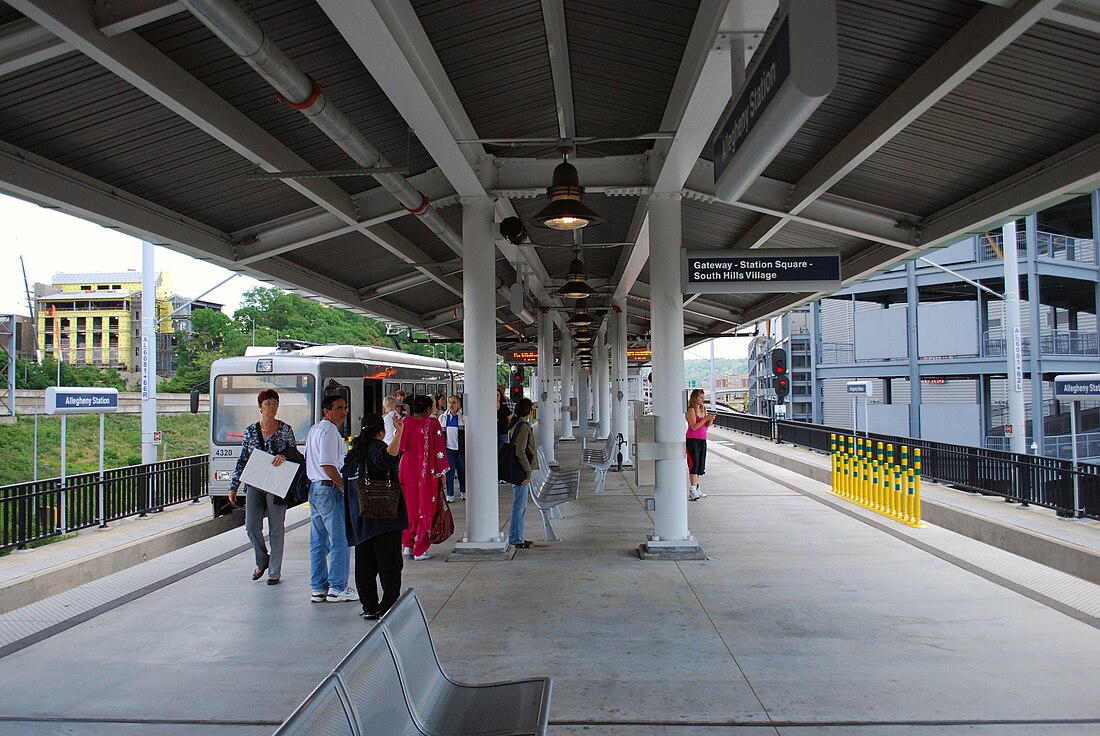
[213,374,315,445]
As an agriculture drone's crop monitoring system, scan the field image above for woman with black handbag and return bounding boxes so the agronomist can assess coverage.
[342,413,407,620]
[506,398,539,549]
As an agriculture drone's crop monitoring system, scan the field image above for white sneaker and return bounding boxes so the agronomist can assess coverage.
[402,547,413,557]
[413,552,432,561]
[310,590,328,603]
[688,486,703,501]
[327,588,358,603]
[458,493,465,501]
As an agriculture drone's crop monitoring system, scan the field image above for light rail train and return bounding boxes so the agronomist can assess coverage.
[207,342,464,516]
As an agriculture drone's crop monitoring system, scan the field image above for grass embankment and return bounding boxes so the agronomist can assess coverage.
[0,413,210,486]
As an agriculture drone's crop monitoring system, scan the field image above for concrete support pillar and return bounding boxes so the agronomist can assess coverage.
[453,197,508,557]
[597,323,611,439]
[140,241,157,466]
[611,300,632,465]
[537,307,556,465]
[810,300,823,425]
[559,331,575,440]
[641,193,701,559]
[906,261,921,438]
[578,367,590,442]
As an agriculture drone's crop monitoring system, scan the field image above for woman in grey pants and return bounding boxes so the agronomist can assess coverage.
[229,389,298,585]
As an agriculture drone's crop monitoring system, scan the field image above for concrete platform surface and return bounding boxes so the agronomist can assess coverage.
[0,438,1097,735]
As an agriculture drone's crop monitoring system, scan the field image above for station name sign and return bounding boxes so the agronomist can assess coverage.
[45,387,120,415]
[846,381,872,396]
[1054,374,1100,400]
[682,249,841,294]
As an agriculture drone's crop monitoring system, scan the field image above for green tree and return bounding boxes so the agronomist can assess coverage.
[0,354,126,390]
[159,309,249,393]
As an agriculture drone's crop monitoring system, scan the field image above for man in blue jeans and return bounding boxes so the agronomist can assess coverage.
[305,395,355,603]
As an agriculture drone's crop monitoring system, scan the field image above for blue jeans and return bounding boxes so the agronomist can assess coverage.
[445,449,465,499]
[309,483,349,593]
[508,482,529,545]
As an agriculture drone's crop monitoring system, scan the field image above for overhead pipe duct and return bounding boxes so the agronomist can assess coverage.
[178,0,466,258]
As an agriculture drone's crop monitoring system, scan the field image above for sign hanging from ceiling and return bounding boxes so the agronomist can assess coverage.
[682,249,841,293]
[712,0,837,203]
[627,348,653,364]
[505,347,539,365]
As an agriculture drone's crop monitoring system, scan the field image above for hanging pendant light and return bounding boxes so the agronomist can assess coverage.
[573,328,594,344]
[531,157,604,231]
[566,298,593,327]
[556,250,593,299]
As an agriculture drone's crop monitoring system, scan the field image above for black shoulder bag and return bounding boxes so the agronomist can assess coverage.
[356,447,401,519]
[498,422,527,485]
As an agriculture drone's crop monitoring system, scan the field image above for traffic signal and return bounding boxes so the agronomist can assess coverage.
[510,365,525,403]
[771,348,789,401]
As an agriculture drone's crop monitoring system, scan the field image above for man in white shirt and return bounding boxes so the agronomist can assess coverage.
[305,395,355,603]
[440,394,465,502]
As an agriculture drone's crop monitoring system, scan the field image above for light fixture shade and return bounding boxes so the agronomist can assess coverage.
[556,256,593,299]
[531,161,604,231]
[566,299,593,327]
[573,331,594,344]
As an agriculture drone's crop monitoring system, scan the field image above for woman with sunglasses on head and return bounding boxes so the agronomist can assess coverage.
[229,389,299,584]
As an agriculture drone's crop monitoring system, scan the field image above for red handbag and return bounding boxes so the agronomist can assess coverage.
[428,483,455,544]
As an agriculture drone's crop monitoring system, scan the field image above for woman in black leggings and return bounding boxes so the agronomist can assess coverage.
[343,413,406,620]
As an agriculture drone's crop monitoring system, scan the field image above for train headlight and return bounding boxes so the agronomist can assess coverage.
[214,470,232,481]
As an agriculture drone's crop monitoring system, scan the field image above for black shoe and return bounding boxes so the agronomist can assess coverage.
[362,610,380,620]
[252,567,266,581]
[266,577,280,585]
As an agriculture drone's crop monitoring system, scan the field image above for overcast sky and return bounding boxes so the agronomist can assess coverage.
[2,192,749,359]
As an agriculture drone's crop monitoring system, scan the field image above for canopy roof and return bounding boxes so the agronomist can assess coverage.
[1,0,1098,347]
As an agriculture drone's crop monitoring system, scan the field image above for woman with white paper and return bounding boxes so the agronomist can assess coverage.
[229,389,298,585]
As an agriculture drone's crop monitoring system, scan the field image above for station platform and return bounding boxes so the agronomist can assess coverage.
[1,428,1099,735]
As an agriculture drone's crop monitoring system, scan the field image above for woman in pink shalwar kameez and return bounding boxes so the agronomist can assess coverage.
[398,394,450,560]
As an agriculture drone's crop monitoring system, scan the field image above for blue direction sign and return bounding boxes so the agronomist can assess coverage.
[44,387,120,415]
[1054,374,1100,401]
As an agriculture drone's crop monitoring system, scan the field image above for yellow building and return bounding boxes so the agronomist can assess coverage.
[37,271,174,372]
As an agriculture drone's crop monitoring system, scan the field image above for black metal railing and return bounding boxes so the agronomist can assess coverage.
[0,455,208,552]
[712,413,1098,520]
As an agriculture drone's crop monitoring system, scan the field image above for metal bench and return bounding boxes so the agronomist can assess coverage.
[581,435,619,493]
[528,454,580,542]
[382,589,553,736]
[274,588,552,736]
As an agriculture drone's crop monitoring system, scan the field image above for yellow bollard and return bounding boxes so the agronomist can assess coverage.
[830,434,837,492]
[855,437,864,504]
[913,448,923,525]
[875,441,884,511]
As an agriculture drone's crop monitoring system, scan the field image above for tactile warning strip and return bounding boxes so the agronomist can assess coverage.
[709,443,1100,626]
[0,508,311,657]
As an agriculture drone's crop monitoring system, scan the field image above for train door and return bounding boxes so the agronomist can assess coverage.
[363,379,383,417]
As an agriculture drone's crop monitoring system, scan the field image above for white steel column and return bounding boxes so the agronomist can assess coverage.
[537,307,556,465]
[597,323,611,440]
[140,241,157,467]
[559,332,575,440]
[1003,222,1027,455]
[642,193,701,558]
[453,196,508,557]
[611,300,632,465]
[578,367,590,442]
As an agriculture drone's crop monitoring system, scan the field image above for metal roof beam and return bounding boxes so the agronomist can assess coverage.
[734,0,1060,251]
[919,131,1100,247]
[0,140,235,262]
[7,0,359,226]
[540,0,576,141]
[490,155,650,194]
[318,0,557,305]
[1046,1,1100,35]
[233,169,458,265]
[93,0,186,36]
[0,18,68,77]
[683,161,920,250]
[611,0,773,300]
